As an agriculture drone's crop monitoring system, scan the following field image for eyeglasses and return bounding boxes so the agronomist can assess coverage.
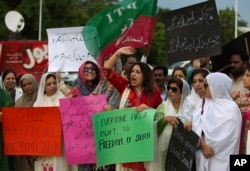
[84,66,97,72]
[167,86,178,93]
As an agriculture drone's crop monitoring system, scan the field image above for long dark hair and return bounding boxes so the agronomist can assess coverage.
[127,62,154,97]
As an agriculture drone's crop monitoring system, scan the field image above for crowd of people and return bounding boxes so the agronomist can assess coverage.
[0,46,249,171]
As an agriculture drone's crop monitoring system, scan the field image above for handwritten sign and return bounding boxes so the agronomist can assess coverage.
[165,119,199,171]
[93,108,156,167]
[59,94,107,164]
[2,107,62,156]
[46,26,96,72]
[163,0,221,64]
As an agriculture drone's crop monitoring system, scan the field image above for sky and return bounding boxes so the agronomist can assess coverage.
[157,0,250,27]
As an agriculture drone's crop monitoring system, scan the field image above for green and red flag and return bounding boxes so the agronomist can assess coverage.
[82,0,157,63]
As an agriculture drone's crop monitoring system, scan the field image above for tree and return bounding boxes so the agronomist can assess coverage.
[0,0,116,40]
[218,7,248,45]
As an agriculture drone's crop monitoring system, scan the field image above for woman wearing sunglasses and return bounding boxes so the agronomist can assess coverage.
[67,60,101,97]
[148,77,190,171]
[192,72,241,171]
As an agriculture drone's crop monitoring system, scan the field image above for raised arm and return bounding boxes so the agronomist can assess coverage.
[104,47,135,69]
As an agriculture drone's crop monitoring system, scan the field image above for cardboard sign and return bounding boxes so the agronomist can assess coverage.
[163,0,221,64]
[165,119,199,171]
[2,107,62,156]
[93,108,156,167]
[59,94,107,164]
[46,27,96,72]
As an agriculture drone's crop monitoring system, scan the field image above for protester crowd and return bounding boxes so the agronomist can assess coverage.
[0,46,249,171]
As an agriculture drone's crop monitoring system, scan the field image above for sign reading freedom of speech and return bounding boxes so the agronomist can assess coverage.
[2,107,62,156]
[46,26,96,72]
[165,119,199,171]
[59,94,107,164]
[163,0,221,64]
[93,108,156,167]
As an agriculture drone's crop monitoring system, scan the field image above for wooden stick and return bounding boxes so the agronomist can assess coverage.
[217,64,230,72]
[245,37,249,56]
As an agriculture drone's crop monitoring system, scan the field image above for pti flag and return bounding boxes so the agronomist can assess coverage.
[82,0,157,63]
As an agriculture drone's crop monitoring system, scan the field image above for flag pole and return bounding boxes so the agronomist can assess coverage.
[38,0,42,41]
[234,0,238,38]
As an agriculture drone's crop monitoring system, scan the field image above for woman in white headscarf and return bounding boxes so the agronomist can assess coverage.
[146,78,190,171]
[33,73,65,106]
[192,72,242,171]
[33,73,77,171]
[178,68,210,131]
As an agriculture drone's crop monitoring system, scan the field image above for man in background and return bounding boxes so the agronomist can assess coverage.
[153,65,168,100]
[229,51,249,99]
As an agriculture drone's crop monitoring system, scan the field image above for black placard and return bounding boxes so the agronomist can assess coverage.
[165,119,199,171]
[163,0,222,64]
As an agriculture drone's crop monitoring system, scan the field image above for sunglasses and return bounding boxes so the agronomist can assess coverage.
[84,66,97,72]
[167,86,178,93]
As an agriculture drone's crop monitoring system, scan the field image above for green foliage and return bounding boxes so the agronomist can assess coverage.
[218,7,248,45]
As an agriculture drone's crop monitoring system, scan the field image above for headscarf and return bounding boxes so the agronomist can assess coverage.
[33,73,65,107]
[15,74,38,107]
[69,61,101,96]
[192,73,242,171]
[147,79,190,171]
[158,78,190,151]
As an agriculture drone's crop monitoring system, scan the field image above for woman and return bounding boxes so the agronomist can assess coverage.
[179,68,210,131]
[172,67,187,80]
[148,77,190,171]
[0,69,22,102]
[0,88,14,171]
[67,60,102,171]
[235,64,250,154]
[15,73,38,107]
[14,74,38,171]
[33,73,76,171]
[68,60,101,97]
[192,73,242,171]
[103,47,162,171]
[67,61,101,97]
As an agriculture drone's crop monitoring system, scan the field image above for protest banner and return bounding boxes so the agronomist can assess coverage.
[59,94,107,164]
[82,0,157,63]
[2,107,62,156]
[46,26,96,72]
[0,41,48,81]
[163,0,221,64]
[165,119,199,171]
[93,108,156,167]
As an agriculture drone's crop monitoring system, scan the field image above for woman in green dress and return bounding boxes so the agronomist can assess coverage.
[0,87,14,171]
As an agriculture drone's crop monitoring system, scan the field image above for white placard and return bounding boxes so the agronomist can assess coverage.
[46,27,96,72]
